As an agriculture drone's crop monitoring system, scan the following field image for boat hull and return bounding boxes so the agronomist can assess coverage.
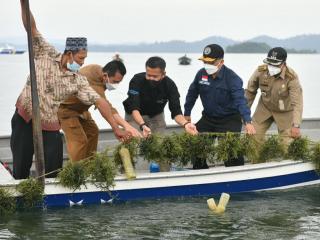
[1,160,319,207]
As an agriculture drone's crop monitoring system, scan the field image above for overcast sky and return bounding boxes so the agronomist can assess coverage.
[1,0,320,44]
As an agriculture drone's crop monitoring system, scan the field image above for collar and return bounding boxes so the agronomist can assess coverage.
[55,53,62,63]
[216,65,225,79]
[279,66,286,79]
[56,54,77,77]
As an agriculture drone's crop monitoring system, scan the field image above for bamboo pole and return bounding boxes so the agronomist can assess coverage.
[24,0,45,185]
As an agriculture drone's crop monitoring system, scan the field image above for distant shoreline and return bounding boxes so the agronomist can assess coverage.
[2,33,319,54]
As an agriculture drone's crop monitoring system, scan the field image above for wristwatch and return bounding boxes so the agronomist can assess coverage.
[183,121,190,128]
[139,123,148,131]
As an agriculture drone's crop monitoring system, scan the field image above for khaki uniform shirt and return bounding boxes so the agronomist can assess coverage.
[15,33,100,131]
[57,64,118,120]
[245,64,303,130]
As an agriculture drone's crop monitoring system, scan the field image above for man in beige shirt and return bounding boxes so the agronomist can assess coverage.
[245,47,303,148]
[58,62,141,162]
[11,0,130,179]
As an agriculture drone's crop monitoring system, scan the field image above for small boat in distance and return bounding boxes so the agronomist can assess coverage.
[178,54,191,65]
[112,52,123,62]
[0,44,25,54]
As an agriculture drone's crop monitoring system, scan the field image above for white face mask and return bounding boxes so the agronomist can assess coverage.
[106,83,119,91]
[268,65,282,76]
[105,74,120,91]
[204,63,219,75]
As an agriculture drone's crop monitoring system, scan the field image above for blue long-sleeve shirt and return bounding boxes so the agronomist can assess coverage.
[184,66,251,123]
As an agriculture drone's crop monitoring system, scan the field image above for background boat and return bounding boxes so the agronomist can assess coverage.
[178,54,191,65]
[0,44,25,54]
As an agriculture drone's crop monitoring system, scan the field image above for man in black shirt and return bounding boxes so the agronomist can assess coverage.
[123,56,198,137]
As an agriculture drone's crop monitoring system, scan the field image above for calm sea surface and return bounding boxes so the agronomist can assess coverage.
[0,53,320,239]
[0,52,320,135]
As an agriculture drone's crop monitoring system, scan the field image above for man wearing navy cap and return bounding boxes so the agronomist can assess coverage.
[245,47,303,149]
[184,44,255,169]
[11,0,131,179]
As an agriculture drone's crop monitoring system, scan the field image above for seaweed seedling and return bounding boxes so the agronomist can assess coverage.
[0,188,16,215]
[57,161,88,191]
[287,137,310,160]
[16,178,44,208]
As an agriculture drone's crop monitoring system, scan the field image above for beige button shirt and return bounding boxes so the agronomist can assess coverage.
[57,64,118,120]
[15,33,100,131]
[245,64,303,130]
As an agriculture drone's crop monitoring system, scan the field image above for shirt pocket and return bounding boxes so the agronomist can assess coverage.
[259,83,270,97]
[199,82,211,95]
[278,86,289,98]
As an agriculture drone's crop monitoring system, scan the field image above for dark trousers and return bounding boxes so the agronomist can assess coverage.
[10,111,63,179]
[194,113,244,169]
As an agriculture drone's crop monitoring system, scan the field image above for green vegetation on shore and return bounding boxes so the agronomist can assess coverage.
[226,42,317,54]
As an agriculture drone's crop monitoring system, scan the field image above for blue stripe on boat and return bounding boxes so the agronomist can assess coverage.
[44,170,320,207]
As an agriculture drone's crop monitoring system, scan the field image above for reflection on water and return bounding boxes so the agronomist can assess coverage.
[1,185,319,240]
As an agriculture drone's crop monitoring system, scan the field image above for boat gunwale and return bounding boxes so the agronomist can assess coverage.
[0,159,314,188]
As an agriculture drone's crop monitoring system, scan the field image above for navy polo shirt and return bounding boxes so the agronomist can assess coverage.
[184,65,251,123]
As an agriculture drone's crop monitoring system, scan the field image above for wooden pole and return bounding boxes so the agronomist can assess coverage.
[24,0,45,185]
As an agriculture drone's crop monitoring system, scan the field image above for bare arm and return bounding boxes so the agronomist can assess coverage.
[174,114,198,135]
[174,114,189,126]
[113,113,142,138]
[95,98,131,141]
[132,110,145,126]
[132,110,151,137]
[95,98,119,129]
[20,0,38,36]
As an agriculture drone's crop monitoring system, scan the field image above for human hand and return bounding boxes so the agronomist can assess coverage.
[125,126,143,138]
[142,125,152,138]
[291,127,301,138]
[245,123,256,135]
[184,122,198,135]
[113,127,132,142]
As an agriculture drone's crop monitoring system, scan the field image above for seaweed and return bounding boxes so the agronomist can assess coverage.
[0,188,16,215]
[287,137,310,160]
[57,161,88,191]
[16,178,44,208]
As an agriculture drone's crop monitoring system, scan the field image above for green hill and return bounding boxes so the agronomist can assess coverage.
[226,42,317,53]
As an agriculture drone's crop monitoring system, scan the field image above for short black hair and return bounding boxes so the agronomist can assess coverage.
[145,56,166,71]
[102,60,126,77]
[63,50,81,55]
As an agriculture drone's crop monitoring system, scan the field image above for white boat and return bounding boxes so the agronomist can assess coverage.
[0,44,25,54]
[1,159,319,207]
[0,120,319,208]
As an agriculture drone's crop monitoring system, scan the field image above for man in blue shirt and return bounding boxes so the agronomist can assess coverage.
[184,44,256,169]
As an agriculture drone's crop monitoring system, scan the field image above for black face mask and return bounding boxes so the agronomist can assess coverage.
[146,79,162,88]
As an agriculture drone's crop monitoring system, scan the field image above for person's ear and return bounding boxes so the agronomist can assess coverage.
[67,51,73,63]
